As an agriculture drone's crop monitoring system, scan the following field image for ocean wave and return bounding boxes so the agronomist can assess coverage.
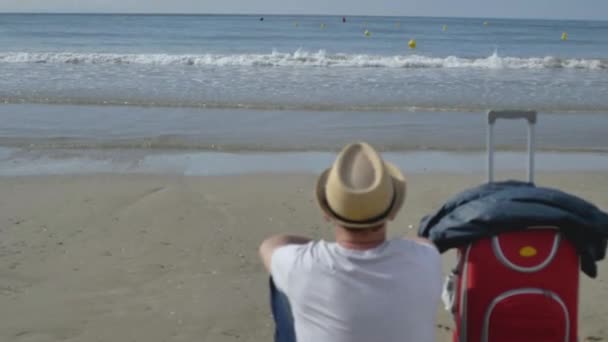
[0,50,606,70]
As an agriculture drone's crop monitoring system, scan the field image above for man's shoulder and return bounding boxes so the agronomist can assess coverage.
[275,239,330,253]
[274,240,334,264]
[272,240,338,284]
[388,237,440,257]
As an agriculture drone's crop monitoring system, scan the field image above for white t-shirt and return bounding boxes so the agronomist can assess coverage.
[271,238,442,342]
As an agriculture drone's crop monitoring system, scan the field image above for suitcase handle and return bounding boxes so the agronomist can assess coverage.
[487,110,537,183]
[488,110,537,124]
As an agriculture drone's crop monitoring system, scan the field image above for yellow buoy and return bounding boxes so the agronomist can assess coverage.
[408,39,416,49]
[483,21,489,26]
[294,22,298,27]
[561,32,568,41]
[442,24,447,32]
[320,23,326,29]
[396,22,401,28]
[364,29,371,37]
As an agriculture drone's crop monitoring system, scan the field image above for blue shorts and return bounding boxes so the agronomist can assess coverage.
[269,278,296,342]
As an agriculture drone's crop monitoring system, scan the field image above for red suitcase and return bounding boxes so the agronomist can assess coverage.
[449,111,579,342]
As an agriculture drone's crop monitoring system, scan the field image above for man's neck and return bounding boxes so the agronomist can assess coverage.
[333,224,388,250]
[336,238,386,251]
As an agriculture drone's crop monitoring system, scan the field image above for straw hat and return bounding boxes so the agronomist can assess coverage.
[316,142,406,229]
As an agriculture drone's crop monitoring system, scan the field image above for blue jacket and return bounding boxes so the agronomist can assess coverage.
[418,180,608,278]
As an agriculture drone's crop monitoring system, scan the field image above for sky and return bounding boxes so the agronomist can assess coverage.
[0,0,606,21]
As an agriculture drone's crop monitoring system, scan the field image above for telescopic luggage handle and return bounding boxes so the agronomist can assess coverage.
[487,110,537,183]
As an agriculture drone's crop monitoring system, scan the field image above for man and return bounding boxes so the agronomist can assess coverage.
[259,141,443,342]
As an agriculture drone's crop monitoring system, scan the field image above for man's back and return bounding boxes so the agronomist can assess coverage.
[271,238,443,342]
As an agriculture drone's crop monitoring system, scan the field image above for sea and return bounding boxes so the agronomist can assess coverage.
[1,14,608,175]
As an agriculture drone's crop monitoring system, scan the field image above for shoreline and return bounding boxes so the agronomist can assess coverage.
[2,104,608,153]
[1,148,608,176]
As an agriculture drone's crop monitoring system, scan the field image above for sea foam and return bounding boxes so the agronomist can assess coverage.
[0,50,605,70]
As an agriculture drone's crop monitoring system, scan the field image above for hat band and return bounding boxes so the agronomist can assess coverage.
[325,189,396,226]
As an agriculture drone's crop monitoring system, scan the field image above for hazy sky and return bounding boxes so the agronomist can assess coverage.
[0,0,606,20]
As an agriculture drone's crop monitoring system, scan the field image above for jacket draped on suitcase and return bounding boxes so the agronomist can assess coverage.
[418,180,608,278]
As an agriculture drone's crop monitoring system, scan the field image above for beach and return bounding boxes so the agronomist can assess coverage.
[0,171,607,342]
[1,13,607,341]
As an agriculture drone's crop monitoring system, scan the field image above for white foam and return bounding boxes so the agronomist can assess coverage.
[0,50,605,70]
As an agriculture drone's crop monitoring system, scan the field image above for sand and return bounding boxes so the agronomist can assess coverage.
[0,171,607,342]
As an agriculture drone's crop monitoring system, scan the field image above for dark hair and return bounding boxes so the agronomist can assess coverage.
[343,224,385,234]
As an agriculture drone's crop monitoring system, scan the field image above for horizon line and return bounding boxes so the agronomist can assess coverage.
[0,11,605,22]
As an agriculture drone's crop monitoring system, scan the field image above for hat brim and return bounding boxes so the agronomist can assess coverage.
[315,161,406,229]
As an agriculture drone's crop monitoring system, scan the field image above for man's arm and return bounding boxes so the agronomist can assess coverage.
[259,234,311,273]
